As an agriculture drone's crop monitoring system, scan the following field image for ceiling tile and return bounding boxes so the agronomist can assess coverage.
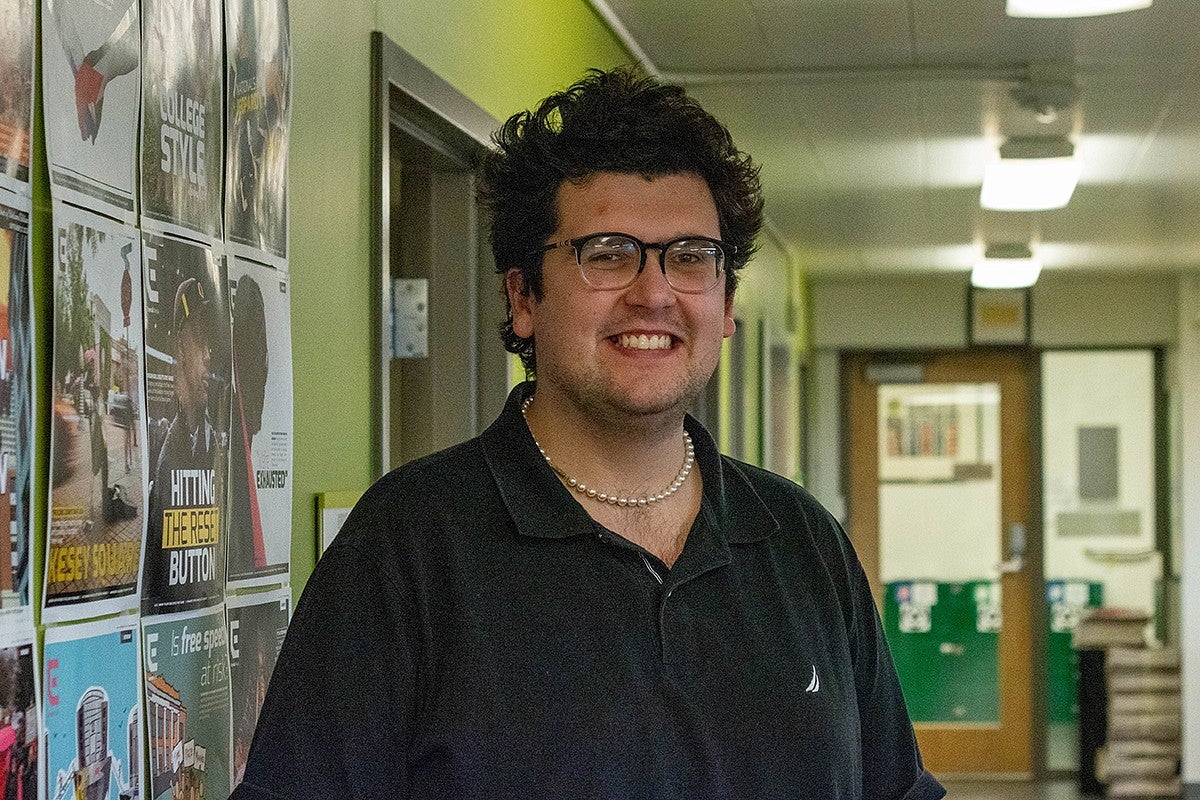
[750,0,913,70]
[605,0,778,72]
[601,0,1200,276]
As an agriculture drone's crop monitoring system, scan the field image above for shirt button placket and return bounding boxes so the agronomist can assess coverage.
[659,587,673,663]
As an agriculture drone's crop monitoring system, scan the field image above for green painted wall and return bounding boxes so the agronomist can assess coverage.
[286,0,632,594]
[377,1,631,120]
[723,232,807,472]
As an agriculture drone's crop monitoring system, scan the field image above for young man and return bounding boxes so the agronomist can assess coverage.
[233,68,945,800]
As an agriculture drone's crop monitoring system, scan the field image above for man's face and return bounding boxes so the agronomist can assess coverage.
[175,321,212,417]
[508,172,735,423]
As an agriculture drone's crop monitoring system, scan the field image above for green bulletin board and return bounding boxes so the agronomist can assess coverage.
[884,578,1103,725]
[884,580,1001,724]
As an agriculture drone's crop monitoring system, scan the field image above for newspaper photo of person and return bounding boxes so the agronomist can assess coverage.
[44,617,142,800]
[0,0,34,194]
[0,632,38,800]
[224,0,290,267]
[0,195,31,623]
[226,260,290,588]
[140,0,222,240]
[142,607,230,800]
[46,203,144,623]
[141,233,230,616]
[227,586,288,789]
[42,0,139,222]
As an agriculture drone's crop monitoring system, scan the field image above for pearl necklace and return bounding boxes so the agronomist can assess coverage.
[521,396,695,507]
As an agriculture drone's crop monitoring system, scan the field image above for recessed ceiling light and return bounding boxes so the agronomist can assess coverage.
[972,244,1042,289]
[1007,0,1151,17]
[980,137,1081,211]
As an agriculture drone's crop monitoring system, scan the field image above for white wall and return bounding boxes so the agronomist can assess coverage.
[1032,275,1179,347]
[811,273,1178,350]
[1041,351,1160,613]
[811,276,967,349]
[1179,274,1200,789]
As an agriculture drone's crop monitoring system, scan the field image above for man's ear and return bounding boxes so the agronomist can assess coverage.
[506,269,535,339]
[723,291,736,339]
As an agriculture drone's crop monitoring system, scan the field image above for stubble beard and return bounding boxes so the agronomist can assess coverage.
[546,354,716,437]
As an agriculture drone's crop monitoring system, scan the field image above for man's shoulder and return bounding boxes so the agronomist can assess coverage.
[713,453,857,567]
[719,455,835,527]
[394,435,489,481]
[335,436,494,539]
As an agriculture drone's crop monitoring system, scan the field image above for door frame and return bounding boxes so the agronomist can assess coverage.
[842,349,1041,777]
[369,32,503,475]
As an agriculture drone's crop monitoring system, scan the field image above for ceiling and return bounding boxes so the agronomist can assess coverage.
[590,0,1200,278]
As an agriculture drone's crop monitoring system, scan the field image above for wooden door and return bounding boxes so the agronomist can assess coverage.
[845,351,1034,775]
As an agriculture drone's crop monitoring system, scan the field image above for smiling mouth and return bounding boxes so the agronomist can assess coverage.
[615,333,674,350]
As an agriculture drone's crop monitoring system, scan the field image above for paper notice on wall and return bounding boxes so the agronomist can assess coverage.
[227,586,289,788]
[0,0,34,194]
[224,0,290,267]
[45,203,145,623]
[44,616,144,800]
[0,193,32,630]
[0,627,38,800]
[42,0,140,223]
[140,0,223,240]
[226,258,291,589]
[141,232,230,616]
[142,606,231,800]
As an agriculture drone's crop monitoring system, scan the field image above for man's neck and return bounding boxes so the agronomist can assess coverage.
[521,382,703,567]
[521,383,691,504]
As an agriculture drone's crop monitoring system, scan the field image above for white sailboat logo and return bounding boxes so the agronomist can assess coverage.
[805,665,820,693]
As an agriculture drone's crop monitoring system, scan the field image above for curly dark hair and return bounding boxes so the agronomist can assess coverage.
[477,66,764,377]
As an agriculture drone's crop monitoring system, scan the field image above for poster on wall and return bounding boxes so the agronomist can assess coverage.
[224,0,291,267]
[42,0,140,224]
[141,232,230,615]
[44,616,143,800]
[227,586,289,788]
[45,203,145,624]
[142,607,231,800]
[140,0,223,240]
[877,383,999,483]
[0,630,37,800]
[0,0,34,194]
[0,194,32,626]
[226,259,291,589]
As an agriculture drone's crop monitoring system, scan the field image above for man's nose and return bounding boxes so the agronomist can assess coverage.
[623,250,677,307]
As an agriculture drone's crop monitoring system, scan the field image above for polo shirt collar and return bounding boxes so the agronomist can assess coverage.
[481,382,779,544]
[481,383,596,540]
[685,415,780,544]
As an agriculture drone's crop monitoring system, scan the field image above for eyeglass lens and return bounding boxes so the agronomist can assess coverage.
[577,234,723,292]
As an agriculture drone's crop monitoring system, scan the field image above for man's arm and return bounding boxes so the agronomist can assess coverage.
[829,514,947,800]
[231,535,418,799]
[852,585,947,799]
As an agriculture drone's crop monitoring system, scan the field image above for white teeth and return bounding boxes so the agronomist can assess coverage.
[618,334,671,350]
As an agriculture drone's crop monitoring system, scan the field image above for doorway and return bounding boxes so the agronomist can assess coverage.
[370,33,508,475]
[845,351,1036,776]
[1039,349,1163,772]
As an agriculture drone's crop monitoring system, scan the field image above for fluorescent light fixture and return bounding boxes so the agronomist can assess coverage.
[980,137,1081,211]
[972,244,1042,289]
[1007,0,1151,17]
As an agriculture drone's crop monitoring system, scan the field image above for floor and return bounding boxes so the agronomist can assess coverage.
[941,780,1089,799]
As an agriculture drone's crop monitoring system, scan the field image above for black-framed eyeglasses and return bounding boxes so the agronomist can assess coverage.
[539,232,734,294]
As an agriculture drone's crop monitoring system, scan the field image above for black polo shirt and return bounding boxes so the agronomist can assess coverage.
[233,384,945,800]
